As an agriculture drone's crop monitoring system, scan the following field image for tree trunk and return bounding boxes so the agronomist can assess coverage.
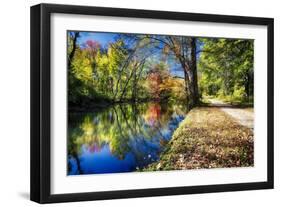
[132,64,137,102]
[68,32,79,69]
[182,66,190,101]
[179,38,199,108]
[120,62,139,101]
[188,38,199,107]
[113,51,135,101]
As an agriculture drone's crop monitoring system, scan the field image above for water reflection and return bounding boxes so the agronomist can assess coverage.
[68,102,187,175]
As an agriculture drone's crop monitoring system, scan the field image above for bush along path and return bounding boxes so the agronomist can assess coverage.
[140,105,254,171]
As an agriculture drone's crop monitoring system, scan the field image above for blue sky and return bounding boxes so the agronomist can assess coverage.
[77,32,117,48]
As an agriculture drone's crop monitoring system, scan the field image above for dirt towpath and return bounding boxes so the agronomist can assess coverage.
[208,99,254,130]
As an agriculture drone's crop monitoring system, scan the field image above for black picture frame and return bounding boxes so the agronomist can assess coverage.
[30,3,274,204]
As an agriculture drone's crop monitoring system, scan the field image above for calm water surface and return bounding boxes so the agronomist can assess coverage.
[68,102,187,175]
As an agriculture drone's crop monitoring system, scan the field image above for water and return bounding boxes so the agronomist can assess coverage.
[67,102,188,175]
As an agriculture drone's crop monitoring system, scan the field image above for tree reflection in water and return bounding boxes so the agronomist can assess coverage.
[67,102,187,175]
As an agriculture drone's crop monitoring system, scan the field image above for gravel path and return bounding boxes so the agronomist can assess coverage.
[208,99,254,130]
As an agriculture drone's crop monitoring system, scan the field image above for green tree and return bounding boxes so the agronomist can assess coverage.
[198,38,254,103]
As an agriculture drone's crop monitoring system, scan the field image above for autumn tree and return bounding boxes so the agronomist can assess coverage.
[142,35,199,107]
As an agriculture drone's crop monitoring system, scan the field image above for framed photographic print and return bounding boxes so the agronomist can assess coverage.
[30,3,274,203]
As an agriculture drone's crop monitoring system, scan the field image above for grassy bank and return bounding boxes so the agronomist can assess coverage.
[141,107,254,171]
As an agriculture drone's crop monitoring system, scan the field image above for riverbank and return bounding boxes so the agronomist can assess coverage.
[68,98,181,112]
[140,107,254,171]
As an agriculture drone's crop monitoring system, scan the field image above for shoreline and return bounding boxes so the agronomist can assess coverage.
[68,99,187,113]
[140,107,254,172]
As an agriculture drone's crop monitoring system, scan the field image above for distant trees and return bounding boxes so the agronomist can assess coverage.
[67,31,254,109]
[198,38,254,103]
[67,33,152,106]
